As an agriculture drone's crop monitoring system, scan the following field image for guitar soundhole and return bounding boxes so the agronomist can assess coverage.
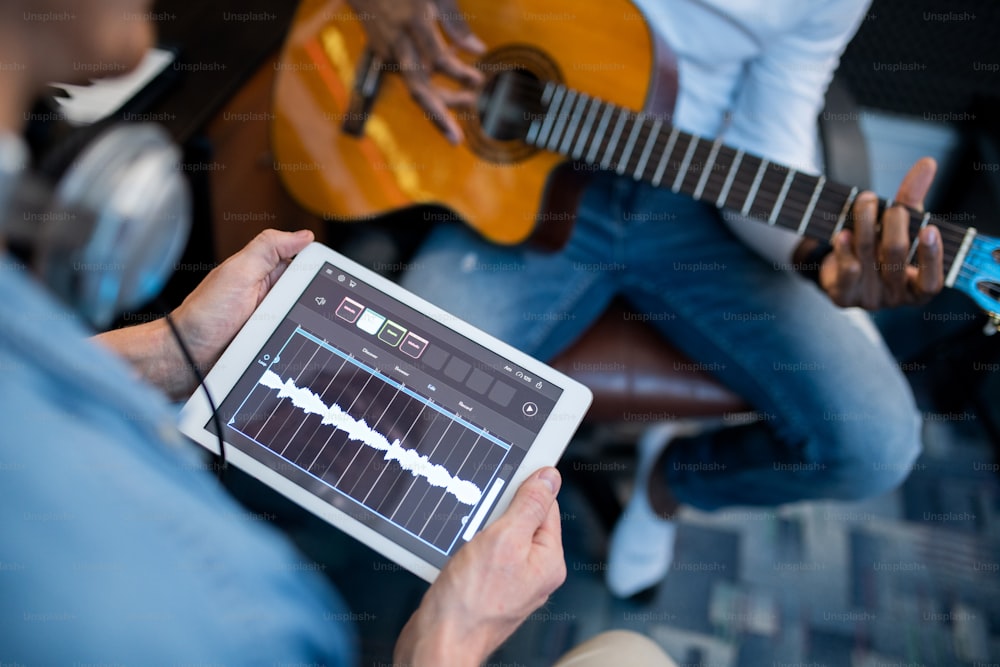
[464,45,562,164]
[478,69,543,142]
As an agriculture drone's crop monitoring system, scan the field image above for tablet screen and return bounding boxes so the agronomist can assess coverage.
[209,262,564,570]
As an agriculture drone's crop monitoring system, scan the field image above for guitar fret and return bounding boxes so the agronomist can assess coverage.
[572,97,601,160]
[617,115,646,175]
[798,176,825,235]
[546,90,577,151]
[651,127,680,187]
[741,158,770,216]
[698,145,734,204]
[946,226,978,287]
[716,149,744,208]
[601,108,630,170]
[586,102,615,164]
[525,82,556,146]
[535,85,566,148]
[634,119,662,180]
[769,168,797,225]
[907,211,932,263]
[558,93,588,155]
[671,135,700,193]
[832,187,859,239]
[693,138,723,201]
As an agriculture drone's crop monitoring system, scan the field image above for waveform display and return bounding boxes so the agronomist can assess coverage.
[230,329,511,554]
[258,370,483,505]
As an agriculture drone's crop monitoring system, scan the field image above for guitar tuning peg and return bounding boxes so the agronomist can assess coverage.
[984,316,1000,336]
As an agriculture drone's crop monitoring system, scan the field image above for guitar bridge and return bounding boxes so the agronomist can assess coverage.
[343,47,384,136]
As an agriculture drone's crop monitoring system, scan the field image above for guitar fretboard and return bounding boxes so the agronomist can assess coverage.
[523,81,976,285]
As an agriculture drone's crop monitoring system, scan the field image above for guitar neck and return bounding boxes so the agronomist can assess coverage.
[524,81,977,285]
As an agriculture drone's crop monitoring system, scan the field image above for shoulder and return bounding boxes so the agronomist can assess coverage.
[0,297,357,664]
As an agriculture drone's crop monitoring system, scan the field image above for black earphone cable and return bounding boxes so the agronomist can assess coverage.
[159,307,227,481]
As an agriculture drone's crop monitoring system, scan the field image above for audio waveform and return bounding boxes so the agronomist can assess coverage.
[259,370,483,505]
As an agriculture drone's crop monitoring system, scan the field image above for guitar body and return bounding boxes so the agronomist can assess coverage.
[272,0,677,245]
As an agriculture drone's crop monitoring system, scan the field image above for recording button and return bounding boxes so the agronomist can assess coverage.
[522,402,538,417]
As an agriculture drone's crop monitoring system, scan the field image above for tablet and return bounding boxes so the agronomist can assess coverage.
[179,242,592,582]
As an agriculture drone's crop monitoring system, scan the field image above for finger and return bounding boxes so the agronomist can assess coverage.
[247,229,313,290]
[437,86,479,109]
[432,0,487,54]
[852,193,878,260]
[533,501,566,591]
[533,496,563,550]
[409,13,483,87]
[501,468,561,541]
[254,228,313,261]
[851,194,880,307]
[894,157,937,211]
[878,204,910,305]
[827,230,860,305]
[911,225,944,300]
[397,38,464,143]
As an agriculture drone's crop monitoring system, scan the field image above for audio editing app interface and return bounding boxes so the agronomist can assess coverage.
[214,264,562,567]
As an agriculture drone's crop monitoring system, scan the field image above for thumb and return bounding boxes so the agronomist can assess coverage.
[253,228,314,262]
[237,229,313,285]
[500,467,561,540]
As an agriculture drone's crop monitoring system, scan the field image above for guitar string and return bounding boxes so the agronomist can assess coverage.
[497,79,971,253]
[520,112,972,258]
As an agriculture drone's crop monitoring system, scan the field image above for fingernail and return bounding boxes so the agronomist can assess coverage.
[926,227,939,247]
[538,468,561,495]
[467,35,487,53]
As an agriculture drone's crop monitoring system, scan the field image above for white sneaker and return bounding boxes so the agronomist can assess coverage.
[606,422,687,599]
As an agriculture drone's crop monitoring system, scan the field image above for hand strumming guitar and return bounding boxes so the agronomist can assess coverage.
[343,1,947,312]
[796,157,945,310]
[345,0,485,143]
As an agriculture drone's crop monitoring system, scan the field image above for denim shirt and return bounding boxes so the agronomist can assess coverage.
[0,255,356,665]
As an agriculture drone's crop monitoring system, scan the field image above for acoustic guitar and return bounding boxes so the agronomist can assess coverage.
[271,0,1000,326]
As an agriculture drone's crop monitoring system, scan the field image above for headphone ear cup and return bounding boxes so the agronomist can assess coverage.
[54,123,191,326]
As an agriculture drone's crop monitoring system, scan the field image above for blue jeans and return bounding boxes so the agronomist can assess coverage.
[401,173,921,510]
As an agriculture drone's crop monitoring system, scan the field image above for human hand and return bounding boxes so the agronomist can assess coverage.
[172,229,314,373]
[820,158,944,309]
[393,467,566,666]
[345,0,485,143]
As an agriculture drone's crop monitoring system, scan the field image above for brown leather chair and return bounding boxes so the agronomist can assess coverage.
[549,298,748,421]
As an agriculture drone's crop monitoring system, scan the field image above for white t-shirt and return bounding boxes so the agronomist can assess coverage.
[631,0,872,262]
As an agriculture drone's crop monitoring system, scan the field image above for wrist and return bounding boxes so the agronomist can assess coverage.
[94,317,194,400]
[394,605,491,667]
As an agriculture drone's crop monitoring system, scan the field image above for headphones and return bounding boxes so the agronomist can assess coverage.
[0,123,191,328]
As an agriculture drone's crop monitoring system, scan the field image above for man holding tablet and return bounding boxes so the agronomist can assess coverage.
[0,0,675,664]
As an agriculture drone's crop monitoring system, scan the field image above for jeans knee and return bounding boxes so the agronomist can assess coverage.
[817,406,923,502]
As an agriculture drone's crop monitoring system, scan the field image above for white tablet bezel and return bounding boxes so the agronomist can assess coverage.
[179,242,592,582]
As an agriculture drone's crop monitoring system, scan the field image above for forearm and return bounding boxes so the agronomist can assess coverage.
[93,318,197,401]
